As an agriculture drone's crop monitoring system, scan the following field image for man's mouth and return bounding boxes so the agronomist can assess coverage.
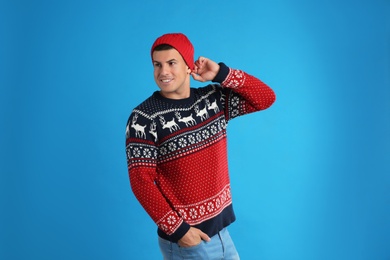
[161,78,172,83]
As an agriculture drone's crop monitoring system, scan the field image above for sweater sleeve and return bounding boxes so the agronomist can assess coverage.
[212,62,276,120]
[125,112,190,242]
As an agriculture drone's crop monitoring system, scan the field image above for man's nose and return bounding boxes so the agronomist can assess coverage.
[160,64,169,74]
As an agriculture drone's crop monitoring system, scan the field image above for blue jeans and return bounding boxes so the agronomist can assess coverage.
[158,228,240,260]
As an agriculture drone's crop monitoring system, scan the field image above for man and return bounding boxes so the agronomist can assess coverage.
[125,33,276,259]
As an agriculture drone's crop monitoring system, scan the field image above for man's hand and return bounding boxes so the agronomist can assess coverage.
[191,57,220,82]
[178,227,211,248]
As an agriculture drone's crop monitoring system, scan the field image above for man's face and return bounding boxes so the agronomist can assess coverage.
[152,48,191,100]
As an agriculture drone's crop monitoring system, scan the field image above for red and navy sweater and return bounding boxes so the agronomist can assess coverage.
[125,63,275,242]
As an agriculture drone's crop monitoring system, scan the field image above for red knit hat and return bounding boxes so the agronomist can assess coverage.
[151,33,195,71]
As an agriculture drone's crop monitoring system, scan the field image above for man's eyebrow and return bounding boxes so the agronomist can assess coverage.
[153,59,177,63]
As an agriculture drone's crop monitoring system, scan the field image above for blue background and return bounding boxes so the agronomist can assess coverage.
[1,0,389,259]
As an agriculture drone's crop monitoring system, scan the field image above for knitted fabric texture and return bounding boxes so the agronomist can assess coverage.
[125,63,276,242]
[151,33,195,70]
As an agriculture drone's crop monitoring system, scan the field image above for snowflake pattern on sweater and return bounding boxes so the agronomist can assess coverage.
[125,63,275,242]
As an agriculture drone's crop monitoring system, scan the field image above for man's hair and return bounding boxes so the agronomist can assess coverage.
[153,44,174,52]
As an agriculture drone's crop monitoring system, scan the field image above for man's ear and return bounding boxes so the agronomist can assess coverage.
[187,66,192,74]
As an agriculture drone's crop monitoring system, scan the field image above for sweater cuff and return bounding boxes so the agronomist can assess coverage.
[212,62,229,83]
[170,221,191,243]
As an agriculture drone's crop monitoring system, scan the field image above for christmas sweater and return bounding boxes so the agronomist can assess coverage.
[125,63,275,242]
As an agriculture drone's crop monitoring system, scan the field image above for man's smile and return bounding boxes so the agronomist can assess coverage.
[161,78,173,83]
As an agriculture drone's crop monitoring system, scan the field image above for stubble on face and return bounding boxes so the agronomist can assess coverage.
[152,48,191,100]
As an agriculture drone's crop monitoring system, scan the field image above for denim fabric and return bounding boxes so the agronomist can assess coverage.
[158,228,240,260]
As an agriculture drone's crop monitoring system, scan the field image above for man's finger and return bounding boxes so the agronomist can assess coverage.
[191,73,205,82]
[199,230,211,242]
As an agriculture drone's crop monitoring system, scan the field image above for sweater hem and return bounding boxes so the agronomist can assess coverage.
[157,204,236,243]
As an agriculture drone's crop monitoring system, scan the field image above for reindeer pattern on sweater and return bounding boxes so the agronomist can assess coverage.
[125,64,276,241]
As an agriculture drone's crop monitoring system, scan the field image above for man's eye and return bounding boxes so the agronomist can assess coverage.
[154,63,161,67]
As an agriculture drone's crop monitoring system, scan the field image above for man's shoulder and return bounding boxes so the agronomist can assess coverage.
[193,84,223,97]
[131,92,159,115]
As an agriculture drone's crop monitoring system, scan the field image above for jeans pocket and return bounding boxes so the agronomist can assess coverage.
[179,241,207,259]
